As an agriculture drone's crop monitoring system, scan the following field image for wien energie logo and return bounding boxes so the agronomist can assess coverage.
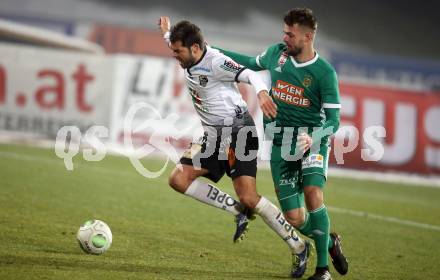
[272,80,310,107]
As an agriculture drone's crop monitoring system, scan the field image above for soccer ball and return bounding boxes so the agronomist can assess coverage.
[76,219,112,255]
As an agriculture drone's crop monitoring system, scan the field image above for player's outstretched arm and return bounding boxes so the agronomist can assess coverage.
[214,47,262,71]
[237,69,277,119]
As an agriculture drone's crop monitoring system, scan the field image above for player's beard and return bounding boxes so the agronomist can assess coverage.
[287,45,302,57]
[181,53,197,69]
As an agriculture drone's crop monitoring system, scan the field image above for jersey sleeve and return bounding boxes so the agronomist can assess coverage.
[213,47,261,71]
[320,70,341,108]
[311,70,341,142]
[254,47,271,70]
[213,44,278,71]
[211,55,247,82]
[236,69,269,94]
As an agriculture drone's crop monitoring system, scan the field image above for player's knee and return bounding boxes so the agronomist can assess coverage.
[238,193,259,209]
[284,210,306,228]
[168,171,191,194]
[285,215,305,228]
[167,174,181,192]
[304,187,324,211]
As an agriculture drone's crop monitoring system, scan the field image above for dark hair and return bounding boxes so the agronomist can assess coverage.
[169,20,205,50]
[284,8,317,30]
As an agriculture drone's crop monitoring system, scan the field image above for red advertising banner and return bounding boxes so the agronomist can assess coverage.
[334,83,440,175]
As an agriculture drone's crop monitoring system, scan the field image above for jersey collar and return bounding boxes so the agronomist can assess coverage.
[290,52,319,68]
[190,44,208,68]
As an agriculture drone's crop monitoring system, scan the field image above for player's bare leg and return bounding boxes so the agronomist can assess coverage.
[168,164,209,194]
[232,175,260,209]
[229,175,258,242]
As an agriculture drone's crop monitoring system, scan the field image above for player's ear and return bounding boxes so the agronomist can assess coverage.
[190,43,200,54]
[305,30,315,42]
[306,32,312,41]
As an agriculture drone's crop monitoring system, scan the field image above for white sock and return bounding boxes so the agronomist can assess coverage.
[254,196,305,254]
[184,179,243,216]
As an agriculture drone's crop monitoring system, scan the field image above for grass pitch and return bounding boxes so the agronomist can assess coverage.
[0,143,439,279]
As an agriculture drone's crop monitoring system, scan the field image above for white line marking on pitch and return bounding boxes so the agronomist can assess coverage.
[263,194,440,232]
[326,206,440,232]
[1,150,440,232]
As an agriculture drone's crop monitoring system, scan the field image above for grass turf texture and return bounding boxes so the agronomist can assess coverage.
[0,143,439,279]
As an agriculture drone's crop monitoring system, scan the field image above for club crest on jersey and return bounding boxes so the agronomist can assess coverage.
[302,75,313,88]
[199,75,208,87]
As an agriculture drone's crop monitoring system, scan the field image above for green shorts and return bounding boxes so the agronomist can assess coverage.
[270,137,330,212]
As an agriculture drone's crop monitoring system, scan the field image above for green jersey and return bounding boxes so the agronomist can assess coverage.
[256,43,340,126]
[218,43,341,145]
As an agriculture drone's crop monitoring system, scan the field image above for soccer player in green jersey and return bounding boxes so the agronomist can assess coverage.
[217,8,348,280]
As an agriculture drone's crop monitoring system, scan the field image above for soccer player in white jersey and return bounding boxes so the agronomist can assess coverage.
[158,17,311,278]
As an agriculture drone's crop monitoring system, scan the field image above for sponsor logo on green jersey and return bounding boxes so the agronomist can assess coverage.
[272,80,310,107]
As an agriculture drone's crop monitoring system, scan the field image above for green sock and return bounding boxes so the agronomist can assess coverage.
[298,212,313,237]
[309,205,330,267]
[328,235,333,249]
[299,212,333,249]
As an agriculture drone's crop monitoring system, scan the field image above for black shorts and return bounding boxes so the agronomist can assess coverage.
[180,112,259,183]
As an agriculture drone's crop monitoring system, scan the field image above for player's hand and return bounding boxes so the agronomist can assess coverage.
[297,132,313,152]
[158,16,171,35]
[257,90,277,119]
